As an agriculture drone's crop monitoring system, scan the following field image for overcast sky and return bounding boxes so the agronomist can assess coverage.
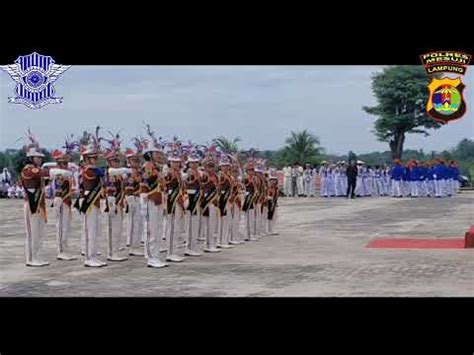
[1,65,473,155]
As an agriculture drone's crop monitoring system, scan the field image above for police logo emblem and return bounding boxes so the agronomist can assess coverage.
[0,52,71,109]
[420,51,471,123]
[426,77,466,123]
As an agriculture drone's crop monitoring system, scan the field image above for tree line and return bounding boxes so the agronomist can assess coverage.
[2,134,473,180]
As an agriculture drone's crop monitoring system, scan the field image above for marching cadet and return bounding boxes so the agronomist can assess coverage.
[242,160,259,242]
[50,137,78,261]
[200,153,221,252]
[261,170,270,235]
[267,169,279,235]
[217,155,233,248]
[255,161,269,237]
[252,162,262,236]
[21,130,49,267]
[184,150,203,256]
[139,140,168,268]
[391,159,403,198]
[104,133,129,262]
[79,130,107,267]
[123,140,145,256]
[165,149,186,262]
[229,158,245,245]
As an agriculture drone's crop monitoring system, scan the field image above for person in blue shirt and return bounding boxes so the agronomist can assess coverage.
[433,159,447,198]
[390,159,404,197]
[448,161,460,196]
[409,161,420,197]
[402,162,411,197]
[418,162,429,197]
[426,161,435,197]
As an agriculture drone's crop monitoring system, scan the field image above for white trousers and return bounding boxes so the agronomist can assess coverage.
[283,177,291,196]
[204,204,218,249]
[401,181,409,197]
[435,180,445,197]
[53,197,72,255]
[125,196,143,252]
[167,205,184,257]
[268,208,278,234]
[144,201,165,262]
[297,177,304,196]
[374,178,384,196]
[83,205,101,262]
[105,197,124,259]
[187,212,200,253]
[320,177,326,197]
[218,205,231,246]
[254,203,262,235]
[410,181,419,197]
[418,180,427,197]
[304,179,312,196]
[230,204,243,243]
[334,175,345,196]
[355,177,364,196]
[364,178,372,196]
[24,202,46,263]
[391,180,402,197]
[261,205,268,235]
[245,207,256,240]
[310,177,316,196]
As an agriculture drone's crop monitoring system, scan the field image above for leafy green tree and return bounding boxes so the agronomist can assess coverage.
[363,66,444,159]
[283,130,323,166]
[213,136,241,153]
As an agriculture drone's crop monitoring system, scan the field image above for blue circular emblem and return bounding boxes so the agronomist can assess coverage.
[26,71,44,88]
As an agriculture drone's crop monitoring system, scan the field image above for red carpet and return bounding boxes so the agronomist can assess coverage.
[366,238,466,249]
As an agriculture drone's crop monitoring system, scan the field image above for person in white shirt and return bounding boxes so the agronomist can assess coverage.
[303,164,314,197]
[297,165,304,196]
[319,161,329,197]
[282,165,292,197]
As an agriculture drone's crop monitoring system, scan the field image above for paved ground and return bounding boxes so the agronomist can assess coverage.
[0,193,473,297]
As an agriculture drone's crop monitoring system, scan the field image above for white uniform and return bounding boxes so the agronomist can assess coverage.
[303,167,314,197]
[355,166,364,197]
[282,166,292,197]
[296,166,304,196]
[50,168,76,260]
[21,162,49,267]
[319,166,328,197]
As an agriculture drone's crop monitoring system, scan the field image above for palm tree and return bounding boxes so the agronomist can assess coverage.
[284,130,323,165]
[213,136,241,153]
